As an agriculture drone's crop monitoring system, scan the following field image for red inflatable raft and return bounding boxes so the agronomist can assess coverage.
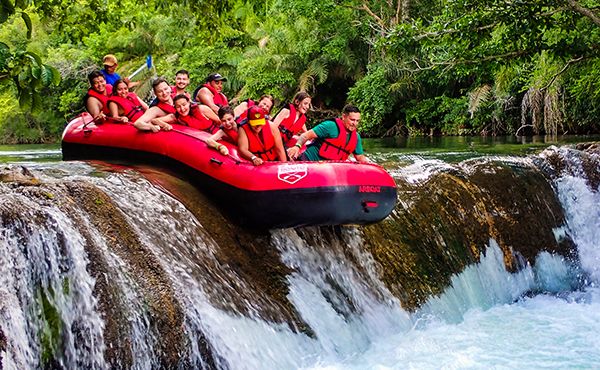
[61,113,397,228]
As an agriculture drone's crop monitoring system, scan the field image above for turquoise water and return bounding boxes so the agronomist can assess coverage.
[0,144,61,163]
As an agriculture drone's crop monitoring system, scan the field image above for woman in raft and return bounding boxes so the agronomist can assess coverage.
[233,95,275,123]
[107,79,149,123]
[152,94,221,133]
[238,106,287,166]
[272,91,311,147]
[206,106,239,156]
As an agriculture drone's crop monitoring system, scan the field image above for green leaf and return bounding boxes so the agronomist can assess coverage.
[31,91,42,113]
[19,91,32,111]
[31,64,41,79]
[40,65,53,86]
[25,51,43,67]
[46,64,61,85]
[21,11,32,39]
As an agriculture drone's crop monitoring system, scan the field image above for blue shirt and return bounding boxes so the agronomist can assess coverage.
[101,70,121,86]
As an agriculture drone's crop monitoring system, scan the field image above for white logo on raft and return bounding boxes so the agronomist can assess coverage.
[277,164,308,184]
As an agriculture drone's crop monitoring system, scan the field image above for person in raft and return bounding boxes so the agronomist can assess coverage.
[193,73,228,114]
[238,106,287,166]
[85,70,113,122]
[233,94,275,123]
[133,77,175,132]
[272,91,311,147]
[206,106,239,156]
[172,69,191,98]
[151,94,221,133]
[107,79,148,123]
[101,54,139,89]
[149,69,192,107]
[287,104,368,163]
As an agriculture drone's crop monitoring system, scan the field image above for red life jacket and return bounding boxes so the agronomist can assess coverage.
[317,118,358,161]
[156,101,176,114]
[203,83,228,106]
[242,122,278,161]
[108,93,145,122]
[176,104,220,133]
[278,103,306,144]
[235,99,256,123]
[171,86,190,99]
[221,126,239,143]
[86,84,113,114]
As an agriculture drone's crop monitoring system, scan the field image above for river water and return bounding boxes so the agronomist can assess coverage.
[1,138,599,369]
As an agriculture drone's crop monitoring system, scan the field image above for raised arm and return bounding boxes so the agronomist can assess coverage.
[199,104,220,124]
[271,108,290,127]
[233,101,248,118]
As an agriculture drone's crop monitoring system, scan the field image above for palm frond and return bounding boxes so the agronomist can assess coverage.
[467,84,492,118]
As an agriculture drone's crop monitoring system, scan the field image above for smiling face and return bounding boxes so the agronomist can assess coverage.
[257,98,274,114]
[296,97,311,115]
[174,97,191,116]
[154,82,172,103]
[342,112,360,132]
[91,76,107,94]
[175,73,189,90]
[219,113,235,130]
[115,81,129,98]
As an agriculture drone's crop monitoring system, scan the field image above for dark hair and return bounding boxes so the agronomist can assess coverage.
[292,91,311,107]
[111,79,128,96]
[218,105,234,119]
[152,77,169,92]
[342,104,360,114]
[258,95,275,112]
[173,94,190,104]
[175,69,189,77]
[88,70,105,85]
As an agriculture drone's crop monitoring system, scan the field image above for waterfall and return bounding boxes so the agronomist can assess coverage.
[1,142,599,368]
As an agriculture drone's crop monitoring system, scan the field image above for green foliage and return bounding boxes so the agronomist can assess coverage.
[566,59,600,131]
[4,0,600,143]
[348,66,396,135]
[404,95,470,135]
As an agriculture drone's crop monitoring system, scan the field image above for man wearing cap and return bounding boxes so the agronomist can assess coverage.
[238,106,287,166]
[101,54,138,88]
[287,104,368,163]
[194,73,229,114]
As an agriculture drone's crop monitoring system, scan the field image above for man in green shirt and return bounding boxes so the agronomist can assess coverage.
[287,104,368,163]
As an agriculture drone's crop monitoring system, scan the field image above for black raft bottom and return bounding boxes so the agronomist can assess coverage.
[62,142,397,229]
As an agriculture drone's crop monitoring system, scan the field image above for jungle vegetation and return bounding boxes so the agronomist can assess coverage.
[1,0,600,143]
